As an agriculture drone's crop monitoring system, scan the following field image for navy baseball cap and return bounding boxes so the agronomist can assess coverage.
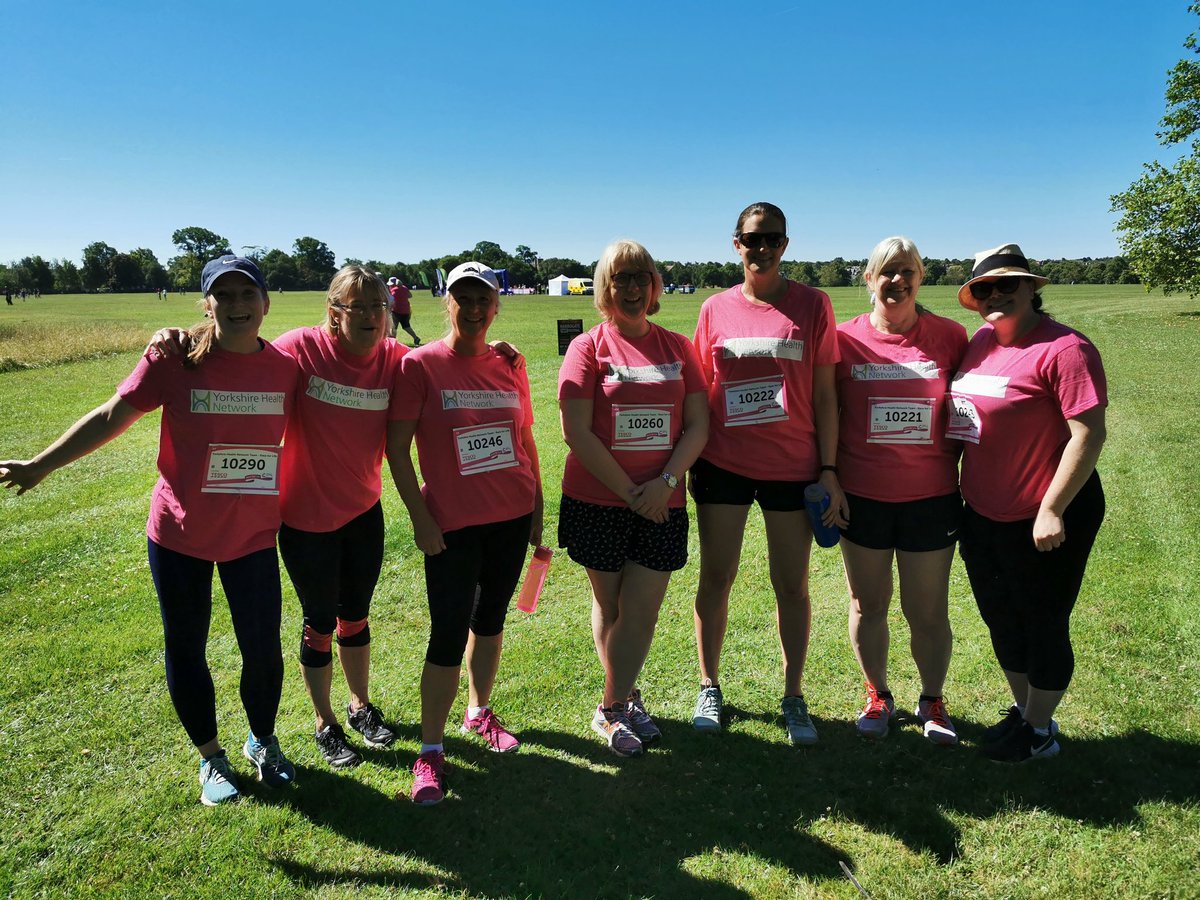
[201,255,268,295]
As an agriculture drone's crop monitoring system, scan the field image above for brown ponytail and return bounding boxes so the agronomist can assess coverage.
[185,317,217,369]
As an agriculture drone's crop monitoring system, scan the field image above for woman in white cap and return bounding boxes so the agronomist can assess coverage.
[949,243,1107,762]
[558,239,709,758]
[388,261,543,804]
[835,237,968,744]
[2,255,299,806]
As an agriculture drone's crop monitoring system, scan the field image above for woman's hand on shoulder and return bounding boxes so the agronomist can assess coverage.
[145,327,189,359]
[490,340,526,369]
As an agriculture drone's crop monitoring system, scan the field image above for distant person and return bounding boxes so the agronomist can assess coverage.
[951,243,1107,762]
[558,240,708,757]
[387,262,542,805]
[1,255,299,806]
[4,289,11,306]
[387,276,422,346]
[835,237,968,744]
[689,201,845,746]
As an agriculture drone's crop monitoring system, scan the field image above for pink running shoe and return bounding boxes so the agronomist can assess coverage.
[411,750,446,805]
[460,708,520,753]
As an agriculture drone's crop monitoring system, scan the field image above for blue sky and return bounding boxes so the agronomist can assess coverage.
[1,1,1194,268]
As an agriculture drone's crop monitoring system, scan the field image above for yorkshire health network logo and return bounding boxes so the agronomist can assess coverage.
[306,376,389,411]
[190,390,286,415]
[440,389,521,411]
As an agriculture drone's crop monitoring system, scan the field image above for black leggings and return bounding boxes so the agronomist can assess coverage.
[423,514,531,667]
[959,471,1105,691]
[147,539,284,747]
[279,503,384,667]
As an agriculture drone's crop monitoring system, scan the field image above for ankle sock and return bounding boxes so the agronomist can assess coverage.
[420,743,443,755]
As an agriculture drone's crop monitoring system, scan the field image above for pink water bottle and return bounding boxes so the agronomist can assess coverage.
[516,545,553,613]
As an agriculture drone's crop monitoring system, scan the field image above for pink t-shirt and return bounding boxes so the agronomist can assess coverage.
[558,321,707,507]
[836,312,968,502]
[948,317,1107,522]
[273,327,409,532]
[390,284,412,316]
[394,341,537,534]
[693,281,839,481]
[117,342,298,562]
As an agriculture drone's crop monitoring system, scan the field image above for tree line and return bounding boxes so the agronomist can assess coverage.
[1,228,1139,295]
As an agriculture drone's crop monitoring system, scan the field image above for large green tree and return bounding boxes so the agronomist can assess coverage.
[171,227,232,263]
[292,237,337,289]
[81,241,118,291]
[1112,3,1200,296]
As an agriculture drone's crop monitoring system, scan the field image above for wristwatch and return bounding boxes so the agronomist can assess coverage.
[661,471,679,489]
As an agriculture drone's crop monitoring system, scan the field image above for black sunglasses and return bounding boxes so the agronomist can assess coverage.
[968,279,1023,301]
[736,232,786,249]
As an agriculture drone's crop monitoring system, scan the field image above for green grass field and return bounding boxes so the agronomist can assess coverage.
[1,284,1198,899]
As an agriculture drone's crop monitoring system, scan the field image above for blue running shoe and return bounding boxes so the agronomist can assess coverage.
[199,750,241,806]
[243,732,296,787]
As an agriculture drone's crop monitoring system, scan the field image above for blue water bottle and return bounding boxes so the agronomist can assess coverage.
[804,483,841,548]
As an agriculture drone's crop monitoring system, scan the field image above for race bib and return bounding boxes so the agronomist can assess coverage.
[723,376,787,426]
[946,395,981,444]
[454,421,518,475]
[611,405,673,451]
[202,444,280,495]
[867,397,935,444]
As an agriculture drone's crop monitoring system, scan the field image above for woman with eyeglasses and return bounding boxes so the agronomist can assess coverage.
[558,240,709,757]
[949,244,1107,762]
[689,201,846,746]
[835,237,968,744]
[148,265,411,770]
[387,261,543,804]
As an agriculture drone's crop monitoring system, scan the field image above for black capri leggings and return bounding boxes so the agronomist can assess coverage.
[959,471,1105,691]
[279,502,384,667]
[423,513,532,667]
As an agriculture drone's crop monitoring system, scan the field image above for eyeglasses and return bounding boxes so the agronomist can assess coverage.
[612,271,653,288]
[331,301,389,316]
[967,279,1023,301]
[736,232,786,249]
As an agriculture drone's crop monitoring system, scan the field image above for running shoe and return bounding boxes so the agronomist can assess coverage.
[982,704,1059,745]
[592,703,644,757]
[626,688,662,746]
[315,723,362,769]
[242,732,296,787]
[460,707,520,752]
[411,750,446,805]
[782,694,819,746]
[914,696,958,746]
[855,684,895,740]
[348,702,396,748]
[199,751,240,806]
[692,680,723,732]
[982,720,1061,762]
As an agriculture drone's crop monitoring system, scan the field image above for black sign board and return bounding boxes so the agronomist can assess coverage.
[557,319,584,355]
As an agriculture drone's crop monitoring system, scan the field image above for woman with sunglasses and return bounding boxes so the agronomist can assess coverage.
[835,237,968,744]
[148,265,411,769]
[689,202,845,746]
[950,244,1107,762]
[558,240,709,757]
[388,261,543,804]
[3,256,299,806]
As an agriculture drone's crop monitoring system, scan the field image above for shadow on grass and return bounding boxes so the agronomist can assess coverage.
[259,714,1200,897]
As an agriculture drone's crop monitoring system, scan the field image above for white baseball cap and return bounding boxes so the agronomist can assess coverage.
[446,261,500,293]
